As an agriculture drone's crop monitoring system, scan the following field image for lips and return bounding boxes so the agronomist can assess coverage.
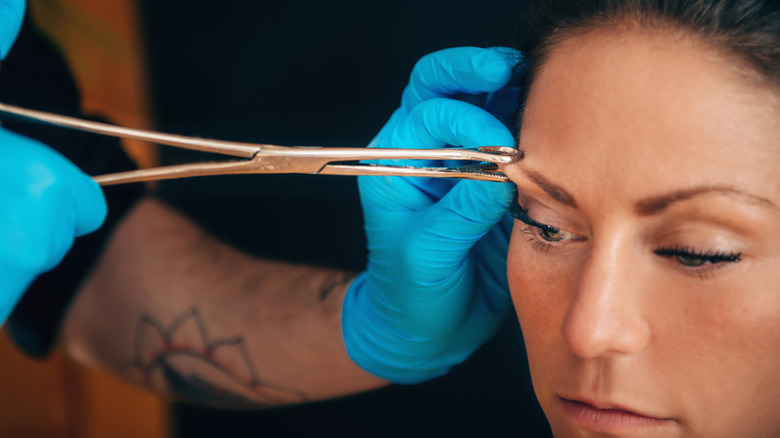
[557,395,677,433]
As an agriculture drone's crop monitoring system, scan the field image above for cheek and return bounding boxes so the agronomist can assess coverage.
[507,223,571,351]
[507,222,580,419]
[659,268,780,431]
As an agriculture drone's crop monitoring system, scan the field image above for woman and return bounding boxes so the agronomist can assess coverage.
[505,0,780,436]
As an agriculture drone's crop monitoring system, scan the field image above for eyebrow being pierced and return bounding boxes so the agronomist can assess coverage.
[522,169,578,208]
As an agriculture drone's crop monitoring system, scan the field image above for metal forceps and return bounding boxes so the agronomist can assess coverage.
[0,102,520,186]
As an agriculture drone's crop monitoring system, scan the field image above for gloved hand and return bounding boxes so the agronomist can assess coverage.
[0,0,107,326]
[0,0,24,59]
[0,129,107,326]
[342,47,522,384]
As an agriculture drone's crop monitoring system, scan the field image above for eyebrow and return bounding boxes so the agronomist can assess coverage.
[519,169,777,214]
[635,186,778,215]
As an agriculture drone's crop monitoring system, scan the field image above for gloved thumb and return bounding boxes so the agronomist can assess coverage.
[69,172,107,237]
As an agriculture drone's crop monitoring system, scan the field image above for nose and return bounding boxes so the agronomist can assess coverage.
[561,238,651,359]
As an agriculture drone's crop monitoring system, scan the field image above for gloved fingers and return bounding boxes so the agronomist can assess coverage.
[0,177,74,274]
[0,0,24,59]
[0,204,67,327]
[35,182,76,271]
[393,221,513,340]
[406,98,515,152]
[6,127,107,237]
[383,179,513,321]
[472,210,514,268]
[469,211,514,305]
[499,209,514,239]
[401,218,513,344]
[361,98,514,211]
[365,109,405,149]
[402,47,517,112]
[402,98,515,197]
[484,82,522,130]
[359,174,448,214]
[448,296,511,360]
[373,98,514,167]
[69,172,107,236]
[447,48,523,108]
[487,46,523,66]
[471,222,513,311]
[416,179,514,270]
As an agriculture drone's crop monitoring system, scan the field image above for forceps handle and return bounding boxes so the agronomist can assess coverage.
[0,102,520,185]
[94,161,509,185]
[0,102,260,158]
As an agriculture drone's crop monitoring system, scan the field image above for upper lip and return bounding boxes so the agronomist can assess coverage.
[558,394,674,421]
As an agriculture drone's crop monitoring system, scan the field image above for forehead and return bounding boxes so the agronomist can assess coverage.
[516,28,780,205]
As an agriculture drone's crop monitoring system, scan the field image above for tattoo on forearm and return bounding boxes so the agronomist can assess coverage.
[132,307,306,408]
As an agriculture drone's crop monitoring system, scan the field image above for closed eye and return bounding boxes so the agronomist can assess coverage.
[653,246,741,278]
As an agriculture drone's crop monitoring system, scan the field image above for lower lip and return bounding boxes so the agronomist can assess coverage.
[558,396,676,433]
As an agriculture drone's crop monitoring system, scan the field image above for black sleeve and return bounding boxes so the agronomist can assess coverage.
[1,15,144,358]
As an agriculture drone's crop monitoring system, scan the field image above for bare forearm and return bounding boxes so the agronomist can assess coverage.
[60,198,386,408]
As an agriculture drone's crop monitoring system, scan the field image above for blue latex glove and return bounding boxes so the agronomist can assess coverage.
[0,0,24,59]
[0,129,106,326]
[0,0,107,326]
[342,47,522,384]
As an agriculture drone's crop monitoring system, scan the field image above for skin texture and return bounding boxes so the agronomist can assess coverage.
[505,25,780,437]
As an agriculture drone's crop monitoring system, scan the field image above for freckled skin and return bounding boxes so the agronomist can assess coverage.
[506,27,780,437]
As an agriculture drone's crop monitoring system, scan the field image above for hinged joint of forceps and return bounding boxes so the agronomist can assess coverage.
[0,102,522,185]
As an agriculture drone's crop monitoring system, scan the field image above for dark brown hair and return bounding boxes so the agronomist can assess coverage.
[514,0,780,125]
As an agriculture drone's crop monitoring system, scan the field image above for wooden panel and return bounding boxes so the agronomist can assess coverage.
[0,333,170,438]
[66,361,170,438]
[0,335,71,438]
[29,0,157,168]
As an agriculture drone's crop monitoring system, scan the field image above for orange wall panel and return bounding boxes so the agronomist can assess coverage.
[0,1,168,437]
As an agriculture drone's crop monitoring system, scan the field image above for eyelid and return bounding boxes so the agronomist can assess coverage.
[653,246,743,279]
[512,193,584,234]
[510,198,547,229]
[512,192,747,280]
[511,198,585,245]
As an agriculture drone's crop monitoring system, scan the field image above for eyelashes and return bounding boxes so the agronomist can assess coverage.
[510,199,545,229]
[653,247,742,279]
[511,199,563,238]
[511,199,581,252]
[510,198,742,278]
[654,247,741,267]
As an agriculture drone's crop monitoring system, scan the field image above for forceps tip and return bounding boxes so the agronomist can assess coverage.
[476,145,524,161]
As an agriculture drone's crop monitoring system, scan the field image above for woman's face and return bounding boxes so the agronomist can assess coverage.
[506,28,780,437]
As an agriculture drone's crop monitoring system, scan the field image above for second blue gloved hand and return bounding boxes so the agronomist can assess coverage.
[0,127,107,325]
[0,0,105,326]
[343,47,521,384]
[0,0,24,59]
